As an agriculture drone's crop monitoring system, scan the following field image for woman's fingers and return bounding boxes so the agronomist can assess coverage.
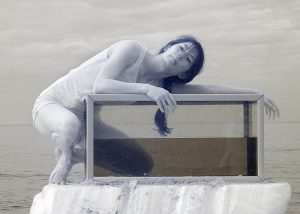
[168,94,177,109]
[147,85,177,115]
[164,94,176,113]
[264,96,280,119]
[270,107,273,119]
[268,106,273,119]
[265,105,269,118]
[266,98,276,119]
[272,103,280,118]
[276,107,280,117]
[155,98,164,113]
[267,97,277,109]
[268,107,272,119]
[157,91,176,115]
[159,96,169,115]
[268,99,279,119]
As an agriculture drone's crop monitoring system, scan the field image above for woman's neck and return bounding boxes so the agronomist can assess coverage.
[139,51,169,82]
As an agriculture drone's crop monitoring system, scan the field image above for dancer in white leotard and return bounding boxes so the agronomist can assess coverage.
[32,41,147,125]
[33,35,279,184]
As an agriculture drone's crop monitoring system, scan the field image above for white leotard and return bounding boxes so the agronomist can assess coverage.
[32,40,147,124]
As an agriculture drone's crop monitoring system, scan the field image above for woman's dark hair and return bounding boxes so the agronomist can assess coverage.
[154,35,205,136]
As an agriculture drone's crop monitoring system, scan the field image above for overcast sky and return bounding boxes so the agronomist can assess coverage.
[0,0,299,124]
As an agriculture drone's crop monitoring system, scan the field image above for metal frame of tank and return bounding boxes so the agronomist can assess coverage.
[84,94,264,183]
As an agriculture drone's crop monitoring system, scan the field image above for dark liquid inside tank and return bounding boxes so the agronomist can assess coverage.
[93,137,257,177]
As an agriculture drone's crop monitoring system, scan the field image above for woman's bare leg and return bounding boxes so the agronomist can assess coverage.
[33,104,82,184]
[54,133,85,164]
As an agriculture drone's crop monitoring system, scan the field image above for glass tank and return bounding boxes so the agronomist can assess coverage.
[85,94,264,179]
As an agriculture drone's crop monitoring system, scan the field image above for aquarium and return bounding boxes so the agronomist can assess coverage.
[84,94,264,181]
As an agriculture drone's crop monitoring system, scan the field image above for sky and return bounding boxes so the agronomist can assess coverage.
[0,0,299,124]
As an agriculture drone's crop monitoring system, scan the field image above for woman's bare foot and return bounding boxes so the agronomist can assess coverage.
[49,155,73,185]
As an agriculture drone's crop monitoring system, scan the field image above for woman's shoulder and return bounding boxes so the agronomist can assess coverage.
[107,40,144,64]
[109,40,143,54]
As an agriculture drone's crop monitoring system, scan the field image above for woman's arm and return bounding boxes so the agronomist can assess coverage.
[171,84,260,94]
[92,41,176,115]
[172,84,280,119]
[94,79,177,115]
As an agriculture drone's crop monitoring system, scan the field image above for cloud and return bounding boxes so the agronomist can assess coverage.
[0,0,300,123]
[1,0,299,72]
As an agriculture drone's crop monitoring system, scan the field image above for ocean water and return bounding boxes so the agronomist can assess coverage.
[0,122,299,213]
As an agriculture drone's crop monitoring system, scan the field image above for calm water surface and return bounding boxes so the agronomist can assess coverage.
[0,122,299,213]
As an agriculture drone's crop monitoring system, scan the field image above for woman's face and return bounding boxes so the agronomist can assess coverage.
[162,42,198,78]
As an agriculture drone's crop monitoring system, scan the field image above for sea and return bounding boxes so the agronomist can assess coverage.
[0,122,299,213]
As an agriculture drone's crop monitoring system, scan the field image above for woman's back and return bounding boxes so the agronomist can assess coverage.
[35,40,146,116]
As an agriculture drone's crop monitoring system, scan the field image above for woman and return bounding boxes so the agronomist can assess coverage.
[32,35,279,184]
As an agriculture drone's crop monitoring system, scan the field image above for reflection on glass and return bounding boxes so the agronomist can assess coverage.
[92,102,257,177]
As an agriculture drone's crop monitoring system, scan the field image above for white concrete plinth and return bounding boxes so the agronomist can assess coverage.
[30,180,291,214]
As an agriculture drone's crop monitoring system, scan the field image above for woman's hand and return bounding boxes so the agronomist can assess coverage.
[145,84,177,116]
[264,96,280,119]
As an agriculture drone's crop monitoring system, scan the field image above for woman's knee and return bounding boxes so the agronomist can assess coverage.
[58,115,81,133]
[53,117,82,145]
[34,104,83,144]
